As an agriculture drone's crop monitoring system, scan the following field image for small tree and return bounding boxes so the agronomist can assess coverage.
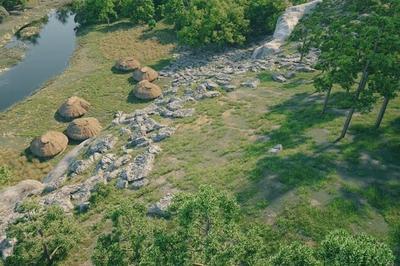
[320,230,395,265]
[5,203,81,266]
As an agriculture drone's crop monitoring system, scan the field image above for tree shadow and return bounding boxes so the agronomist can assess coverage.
[139,27,177,45]
[53,112,74,123]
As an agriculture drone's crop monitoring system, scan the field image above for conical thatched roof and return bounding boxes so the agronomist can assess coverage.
[133,66,159,82]
[114,57,141,72]
[30,131,68,158]
[134,80,162,100]
[66,117,102,141]
[58,96,90,120]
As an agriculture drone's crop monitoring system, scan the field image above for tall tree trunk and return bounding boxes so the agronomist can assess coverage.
[322,86,332,115]
[336,62,370,142]
[375,96,390,129]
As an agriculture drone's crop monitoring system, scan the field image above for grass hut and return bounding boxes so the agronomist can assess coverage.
[134,80,162,100]
[133,66,159,82]
[30,131,68,158]
[114,57,141,72]
[58,96,90,120]
[66,117,102,141]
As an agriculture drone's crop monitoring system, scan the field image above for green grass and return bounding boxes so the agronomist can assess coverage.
[1,16,400,265]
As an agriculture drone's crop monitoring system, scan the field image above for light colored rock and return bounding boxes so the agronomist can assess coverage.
[0,237,16,260]
[269,144,283,154]
[87,135,117,155]
[147,193,174,217]
[272,74,287,83]
[151,127,175,142]
[252,0,323,59]
[241,79,260,88]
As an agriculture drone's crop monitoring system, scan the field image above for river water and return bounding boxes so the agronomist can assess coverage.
[0,10,77,111]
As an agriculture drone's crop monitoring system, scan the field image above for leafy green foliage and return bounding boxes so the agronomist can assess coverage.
[320,230,395,266]
[245,0,286,38]
[5,204,82,266]
[92,186,277,265]
[0,165,11,186]
[270,242,320,266]
[174,0,249,46]
[0,0,26,11]
[73,0,117,25]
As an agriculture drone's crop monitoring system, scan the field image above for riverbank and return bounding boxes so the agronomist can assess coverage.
[0,20,176,186]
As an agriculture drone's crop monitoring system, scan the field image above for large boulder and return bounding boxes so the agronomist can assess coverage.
[30,131,69,158]
[134,80,162,100]
[133,66,159,82]
[252,0,323,59]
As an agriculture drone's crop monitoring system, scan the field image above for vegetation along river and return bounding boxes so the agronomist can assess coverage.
[0,10,77,111]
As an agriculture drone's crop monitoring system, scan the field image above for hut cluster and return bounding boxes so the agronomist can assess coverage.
[30,96,102,158]
[114,57,161,100]
[30,57,159,159]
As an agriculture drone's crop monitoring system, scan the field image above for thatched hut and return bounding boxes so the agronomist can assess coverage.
[58,96,90,120]
[66,117,102,141]
[30,131,68,158]
[134,80,162,100]
[114,57,141,72]
[133,66,159,82]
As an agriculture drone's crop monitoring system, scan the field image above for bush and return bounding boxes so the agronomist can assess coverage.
[173,0,249,47]
[0,165,11,186]
[0,0,26,11]
[245,0,286,38]
[5,204,82,265]
[270,242,321,266]
[320,230,395,265]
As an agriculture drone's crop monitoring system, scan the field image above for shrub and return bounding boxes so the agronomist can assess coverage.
[270,242,321,266]
[245,0,286,38]
[6,204,82,265]
[320,230,395,265]
[0,165,11,186]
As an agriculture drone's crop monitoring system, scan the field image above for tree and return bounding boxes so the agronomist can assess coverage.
[367,1,400,129]
[73,0,117,25]
[92,186,272,265]
[0,0,26,11]
[320,230,395,265]
[5,203,81,266]
[270,242,321,266]
[175,0,249,47]
[245,0,286,38]
[314,0,399,140]
[116,0,155,24]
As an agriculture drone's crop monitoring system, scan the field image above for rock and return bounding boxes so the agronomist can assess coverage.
[0,6,9,23]
[252,0,323,59]
[295,65,315,73]
[147,193,174,217]
[87,135,117,155]
[76,202,90,213]
[151,127,175,142]
[269,144,283,154]
[0,237,16,260]
[116,179,128,189]
[129,178,149,190]
[272,74,287,83]
[241,79,260,88]
[129,136,152,148]
[69,158,94,176]
[284,71,296,79]
[205,80,219,90]
[222,84,236,92]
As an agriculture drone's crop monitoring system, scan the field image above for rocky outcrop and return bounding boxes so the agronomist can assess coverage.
[252,0,323,59]
[0,180,44,237]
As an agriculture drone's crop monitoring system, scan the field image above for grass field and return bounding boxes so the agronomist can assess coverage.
[0,17,399,265]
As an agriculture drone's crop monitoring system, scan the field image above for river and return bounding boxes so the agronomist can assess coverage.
[0,10,77,111]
